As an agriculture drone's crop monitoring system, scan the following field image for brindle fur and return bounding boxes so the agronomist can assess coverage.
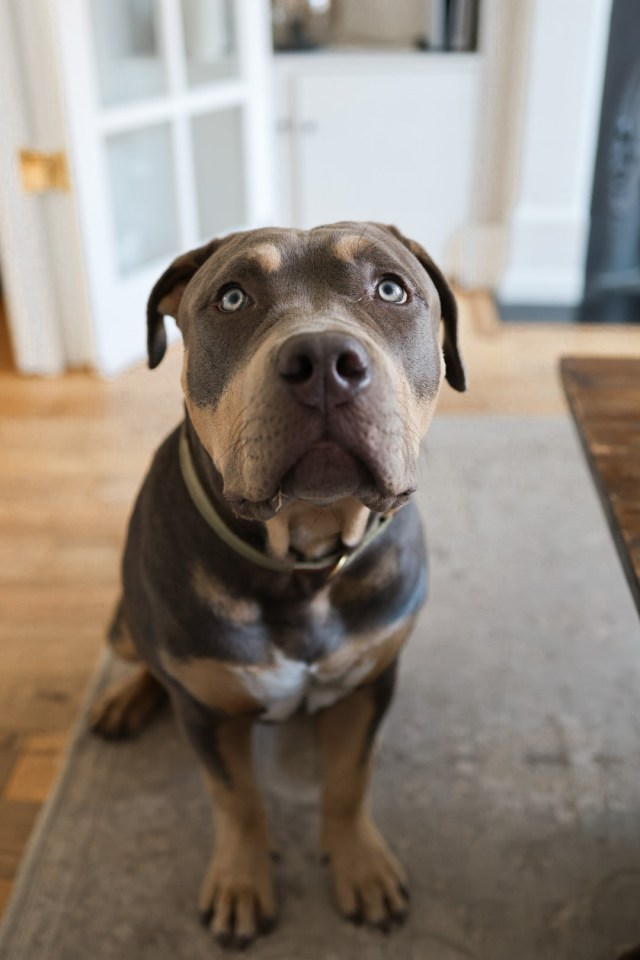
[92,221,465,949]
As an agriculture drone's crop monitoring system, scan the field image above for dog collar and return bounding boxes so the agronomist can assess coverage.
[178,426,392,578]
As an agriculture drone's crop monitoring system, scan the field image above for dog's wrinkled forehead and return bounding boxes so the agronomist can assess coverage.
[147,220,466,395]
[184,223,439,315]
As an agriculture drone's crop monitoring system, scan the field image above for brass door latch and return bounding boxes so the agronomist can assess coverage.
[19,150,70,193]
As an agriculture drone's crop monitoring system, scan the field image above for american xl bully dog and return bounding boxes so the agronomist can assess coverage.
[91,221,466,948]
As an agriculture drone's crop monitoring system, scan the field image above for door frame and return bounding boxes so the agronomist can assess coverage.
[0,1,66,374]
[0,0,97,375]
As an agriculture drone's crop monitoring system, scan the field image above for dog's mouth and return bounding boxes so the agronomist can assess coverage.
[227,439,415,521]
[282,440,366,504]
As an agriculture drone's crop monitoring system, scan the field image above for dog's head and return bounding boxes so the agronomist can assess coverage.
[147,222,465,521]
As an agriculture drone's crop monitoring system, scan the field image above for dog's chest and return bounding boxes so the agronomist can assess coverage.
[231,641,376,721]
[169,550,415,721]
[159,573,413,720]
[235,586,395,721]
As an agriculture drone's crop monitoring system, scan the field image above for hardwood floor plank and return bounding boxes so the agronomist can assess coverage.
[0,737,19,796]
[0,880,14,916]
[0,801,40,880]
[4,752,62,805]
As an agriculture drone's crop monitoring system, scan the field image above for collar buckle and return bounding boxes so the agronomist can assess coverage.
[326,551,351,581]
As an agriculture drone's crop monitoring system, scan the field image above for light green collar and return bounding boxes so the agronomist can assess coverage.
[179,426,391,578]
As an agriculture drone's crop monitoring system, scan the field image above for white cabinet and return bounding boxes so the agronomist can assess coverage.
[274,51,482,266]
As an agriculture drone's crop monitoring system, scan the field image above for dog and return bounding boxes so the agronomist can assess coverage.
[91,221,466,948]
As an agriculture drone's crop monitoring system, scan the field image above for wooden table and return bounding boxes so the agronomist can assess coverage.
[562,357,640,960]
[561,357,640,616]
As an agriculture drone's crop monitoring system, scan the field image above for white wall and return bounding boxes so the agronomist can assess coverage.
[498,0,613,305]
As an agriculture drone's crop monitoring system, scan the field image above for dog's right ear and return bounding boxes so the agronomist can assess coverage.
[146,237,225,369]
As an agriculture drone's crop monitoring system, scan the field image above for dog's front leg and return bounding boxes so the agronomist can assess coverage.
[318,661,409,930]
[171,693,276,948]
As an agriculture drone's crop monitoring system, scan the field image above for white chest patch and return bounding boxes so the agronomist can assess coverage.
[230,647,375,721]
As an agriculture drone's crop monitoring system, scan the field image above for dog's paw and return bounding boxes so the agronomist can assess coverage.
[199,832,277,949]
[323,816,409,931]
[90,669,166,740]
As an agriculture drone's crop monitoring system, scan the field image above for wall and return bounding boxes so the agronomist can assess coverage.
[447,0,533,288]
[498,0,613,306]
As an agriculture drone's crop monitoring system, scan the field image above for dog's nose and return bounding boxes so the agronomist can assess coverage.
[277,332,371,409]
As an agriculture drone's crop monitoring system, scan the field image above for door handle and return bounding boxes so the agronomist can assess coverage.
[19,150,70,193]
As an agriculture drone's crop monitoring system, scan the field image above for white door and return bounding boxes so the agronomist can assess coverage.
[51,0,274,374]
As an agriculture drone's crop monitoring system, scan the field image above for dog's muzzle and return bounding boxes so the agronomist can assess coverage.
[273,331,372,503]
[226,330,418,518]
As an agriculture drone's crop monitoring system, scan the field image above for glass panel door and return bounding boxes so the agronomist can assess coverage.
[191,107,247,239]
[93,0,250,281]
[106,123,180,274]
[90,0,167,105]
[180,0,239,87]
[54,0,275,373]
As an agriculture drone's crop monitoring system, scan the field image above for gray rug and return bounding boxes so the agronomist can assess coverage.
[3,418,640,960]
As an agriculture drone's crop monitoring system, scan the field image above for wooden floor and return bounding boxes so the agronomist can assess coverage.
[0,292,638,916]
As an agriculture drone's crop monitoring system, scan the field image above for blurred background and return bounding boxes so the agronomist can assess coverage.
[0,0,638,376]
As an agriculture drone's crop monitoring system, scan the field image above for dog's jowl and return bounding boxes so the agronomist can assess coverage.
[90,221,465,948]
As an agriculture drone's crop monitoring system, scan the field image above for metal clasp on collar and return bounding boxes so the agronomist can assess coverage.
[326,552,351,581]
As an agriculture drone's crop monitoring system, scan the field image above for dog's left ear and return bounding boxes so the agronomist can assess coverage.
[382,225,466,392]
[146,236,226,369]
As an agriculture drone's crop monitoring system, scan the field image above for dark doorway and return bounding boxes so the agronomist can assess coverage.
[580,0,640,324]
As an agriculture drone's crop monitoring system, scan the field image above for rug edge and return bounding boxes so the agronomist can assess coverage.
[0,648,113,947]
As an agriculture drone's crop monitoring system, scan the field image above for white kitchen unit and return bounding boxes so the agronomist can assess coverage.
[273,50,482,267]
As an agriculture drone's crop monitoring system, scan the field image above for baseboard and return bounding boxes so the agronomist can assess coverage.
[496,300,581,323]
[497,295,640,324]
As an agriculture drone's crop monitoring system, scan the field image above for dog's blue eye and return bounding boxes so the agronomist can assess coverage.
[376,278,407,304]
[219,287,248,313]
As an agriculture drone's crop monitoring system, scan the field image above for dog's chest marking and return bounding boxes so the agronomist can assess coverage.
[160,621,406,721]
[233,646,374,721]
